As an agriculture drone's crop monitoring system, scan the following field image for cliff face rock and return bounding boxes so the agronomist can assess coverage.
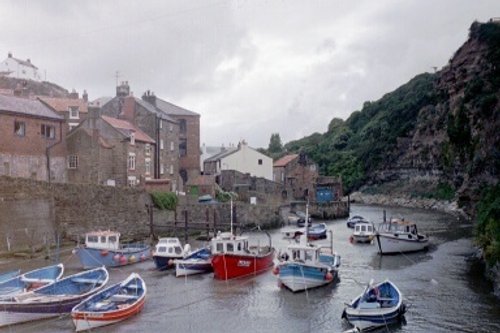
[0,76,69,98]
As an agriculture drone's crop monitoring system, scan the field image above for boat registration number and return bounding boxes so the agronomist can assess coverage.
[85,313,104,318]
[237,260,251,267]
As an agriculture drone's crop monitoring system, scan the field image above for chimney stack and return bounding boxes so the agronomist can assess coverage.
[8,52,12,58]
[82,89,88,102]
[116,81,130,97]
[69,89,79,99]
[142,89,157,106]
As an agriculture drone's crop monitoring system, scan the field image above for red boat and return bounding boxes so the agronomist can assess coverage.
[211,232,275,280]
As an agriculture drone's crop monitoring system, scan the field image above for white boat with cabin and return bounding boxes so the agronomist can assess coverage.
[375,219,429,254]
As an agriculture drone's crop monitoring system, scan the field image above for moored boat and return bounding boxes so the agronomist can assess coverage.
[347,215,369,228]
[211,200,275,280]
[307,223,328,240]
[0,263,64,298]
[71,272,146,332]
[0,266,109,327]
[274,205,341,292]
[342,279,406,331]
[351,222,376,243]
[74,230,151,268]
[174,246,213,277]
[152,237,188,271]
[375,218,429,254]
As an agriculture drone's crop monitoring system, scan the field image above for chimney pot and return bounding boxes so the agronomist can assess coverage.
[27,58,30,63]
[8,52,12,58]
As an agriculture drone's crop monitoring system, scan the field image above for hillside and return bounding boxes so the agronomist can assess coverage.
[0,76,69,97]
[284,21,499,217]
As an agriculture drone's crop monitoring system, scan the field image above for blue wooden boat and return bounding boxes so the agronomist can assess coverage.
[274,206,341,292]
[0,266,109,327]
[72,273,146,332]
[0,264,64,298]
[74,230,151,268]
[307,223,328,240]
[174,246,213,277]
[342,280,407,331]
[0,270,20,284]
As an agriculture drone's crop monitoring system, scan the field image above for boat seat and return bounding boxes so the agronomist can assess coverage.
[125,284,141,290]
[110,294,139,301]
[71,277,106,284]
[20,277,55,283]
[377,297,396,302]
[358,301,381,309]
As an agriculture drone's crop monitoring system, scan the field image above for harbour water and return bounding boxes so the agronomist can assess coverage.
[1,204,499,332]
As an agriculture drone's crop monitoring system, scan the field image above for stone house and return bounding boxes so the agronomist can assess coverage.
[66,110,156,187]
[0,94,66,182]
[38,91,89,132]
[0,52,41,81]
[186,174,216,198]
[100,82,180,190]
[204,141,273,181]
[141,91,201,186]
[273,153,319,202]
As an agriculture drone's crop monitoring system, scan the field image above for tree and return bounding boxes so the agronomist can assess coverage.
[268,133,283,154]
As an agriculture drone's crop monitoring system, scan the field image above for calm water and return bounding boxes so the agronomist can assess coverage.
[1,204,499,333]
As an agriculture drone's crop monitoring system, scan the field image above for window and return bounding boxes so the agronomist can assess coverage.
[100,236,106,243]
[179,119,187,133]
[159,119,163,129]
[169,123,173,132]
[170,141,174,151]
[87,235,98,243]
[127,176,136,187]
[130,132,135,145]
[145,158,151,175]
[145,144,151,156]
[216,243,223,252]
[69,106,79,119]
[160,164,164,175]
[109,236,117,243]
[179,138,187,157]
[160,139,164,150]
[14,121,25,136]
[128,153,136,170]
[258,159,263,165]
[170,165,174,175]
[41,124,55,139]
[68,155,78,169]
[227,243,234,252]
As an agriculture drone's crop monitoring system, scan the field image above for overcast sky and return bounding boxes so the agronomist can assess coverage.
[0,0,498,148]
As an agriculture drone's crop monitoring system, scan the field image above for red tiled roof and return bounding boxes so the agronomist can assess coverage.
[38,96,88,113]
[101,115,155,144]
[273,154,298,167]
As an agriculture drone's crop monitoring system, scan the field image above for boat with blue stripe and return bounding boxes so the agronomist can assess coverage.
[174,246,213,277]
[342,280,406,331]
[0,270,20,284]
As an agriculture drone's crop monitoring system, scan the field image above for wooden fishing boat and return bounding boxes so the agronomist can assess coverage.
[0,266,109,327]
[274,206,341,292]
[351,222,376,243]
[342,280,406,331]
[71,273,146,332]
[74,230,151,268]
[0,270,20,284]
[375,218,429,254]
[211,200,275,280]
[174,246,213,277]
[152,237,188,271]
[0,264,64,298]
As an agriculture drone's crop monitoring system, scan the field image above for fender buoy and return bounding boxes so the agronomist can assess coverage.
[100,250,109,256]
[325,272,333,281]
[349,235,354,244]
[119,255,128,265]
[71,248,77,255]
[113,254,121,262]
[272,266,279,275]
[168,259,174,267]
[129,255,137,263]
[140,254,147,261]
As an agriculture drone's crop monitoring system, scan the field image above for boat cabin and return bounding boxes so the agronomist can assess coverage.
[355,223,374,234]
[285,243,320,263]
[379,219,418,235]
[85,231,120,250]
[211,232,249,255]
[154,238,183,256]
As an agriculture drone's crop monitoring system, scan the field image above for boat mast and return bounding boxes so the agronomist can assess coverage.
[230,198,233,236]
[304,201,309,241]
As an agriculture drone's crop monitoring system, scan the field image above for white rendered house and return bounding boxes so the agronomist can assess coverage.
[1,52,41,81]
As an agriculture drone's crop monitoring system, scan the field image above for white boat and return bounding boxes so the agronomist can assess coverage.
[274,205,341,292]
[152,238,188,271]
[342,279,407,331]
[347,215,369,228]
[174,246,213,277]
[375,219,429,254]
[351,222,376,243]
[280,226,305,239]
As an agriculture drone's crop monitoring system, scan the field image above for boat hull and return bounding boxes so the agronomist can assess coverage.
[211,250,275,280]
[76,246,151,268]
[72,297,145,332]
[175,261,213,277]
[376,233,429,254]
[352,234,374,243]
[153,255,183,271]
[343,304,406,330]
[278,263,336,292]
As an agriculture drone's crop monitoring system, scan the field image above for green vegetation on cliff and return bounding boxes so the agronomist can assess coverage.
[475,185,500,265]
[285,73,437,192]
[151,192,178,210]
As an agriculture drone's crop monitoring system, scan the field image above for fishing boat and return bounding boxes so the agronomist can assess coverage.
[71,272,146,332]
[295,211,312,227]
[274,205,341,292]
[0,264,64,298]
[342,279,406,331]
[0,266,109,327]
[0,270,20,284]
[74,230,151,268]
[152,237,189,271]
[307,223,328,240]
[211,200,275,280]
[174,246,213,277]
[375,218,429,254]
[347,215,369,228]
[351,222,376,243]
